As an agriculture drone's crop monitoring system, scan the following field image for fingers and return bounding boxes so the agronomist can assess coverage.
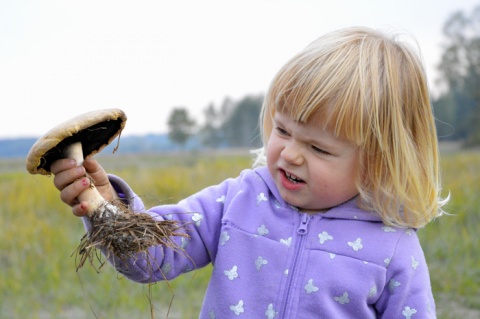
[52,158,93,209]
[51,158,115,216]
[83,158,109,187]
[83,159,118,202]
[50,158,78,175]
[72,201,89,217]
[59,176,92,207]
[52,163,85,192]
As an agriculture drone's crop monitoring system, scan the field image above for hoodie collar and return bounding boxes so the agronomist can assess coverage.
[254,166,383,223]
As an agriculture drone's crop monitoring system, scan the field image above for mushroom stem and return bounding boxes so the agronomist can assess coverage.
[64,141,107,218]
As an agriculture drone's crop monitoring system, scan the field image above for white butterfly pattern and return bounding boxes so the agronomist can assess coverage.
[348,238,363,251]
[280,237,292,247]
[402,306,417,319]
[389,279,401,293]
[255,256,268,271]
[318,231,333,244]
[180,237,190,249]
[273,199,281,209]
[161,262,172,275]
[230,300,245,316]
[411,256,419,270]
[265,304,278,319]
[257,225,269,236]
[224,265,239,281]
[382,226,397,233]
[304,279,319,294]
[334,292,350,304]
[384,258,391,267]
[220,231,230,246]
[192,213,203,226]
[257,192,268,205]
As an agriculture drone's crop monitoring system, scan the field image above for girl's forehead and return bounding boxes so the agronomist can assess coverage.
[276,107,361,147]
[275,107,335,132]
[275,111,352,143]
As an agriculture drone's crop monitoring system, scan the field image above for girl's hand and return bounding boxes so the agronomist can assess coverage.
[51,158,117,216]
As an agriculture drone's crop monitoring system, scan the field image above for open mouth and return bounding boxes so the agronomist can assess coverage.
[283,170,304,184]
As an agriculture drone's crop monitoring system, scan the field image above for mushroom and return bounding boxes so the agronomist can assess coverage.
[26,108,187,270]
[26,108,127,217]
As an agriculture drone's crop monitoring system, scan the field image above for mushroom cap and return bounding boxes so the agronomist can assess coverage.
[26,108,127,175]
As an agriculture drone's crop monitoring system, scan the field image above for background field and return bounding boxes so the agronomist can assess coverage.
[0,149,479,318]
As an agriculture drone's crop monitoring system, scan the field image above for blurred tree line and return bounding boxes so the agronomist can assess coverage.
[168,5,480,149]
[433,4,480,146]
[167,94,263,149]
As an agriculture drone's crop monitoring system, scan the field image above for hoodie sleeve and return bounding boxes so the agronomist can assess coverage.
[375,229,436,318]
[96,173,239,284]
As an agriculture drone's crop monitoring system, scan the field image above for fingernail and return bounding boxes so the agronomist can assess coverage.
[81,178,89,187]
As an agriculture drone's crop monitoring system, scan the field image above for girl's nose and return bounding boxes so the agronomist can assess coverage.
[281,142,304,166]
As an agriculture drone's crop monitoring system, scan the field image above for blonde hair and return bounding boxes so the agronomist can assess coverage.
[256,26,447,228]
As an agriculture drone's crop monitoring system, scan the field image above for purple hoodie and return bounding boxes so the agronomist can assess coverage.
[101,166,435,318]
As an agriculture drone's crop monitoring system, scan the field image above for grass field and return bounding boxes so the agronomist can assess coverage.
[0,149,478,318]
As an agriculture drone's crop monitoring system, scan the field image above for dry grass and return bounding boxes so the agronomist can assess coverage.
[0,149,478,318]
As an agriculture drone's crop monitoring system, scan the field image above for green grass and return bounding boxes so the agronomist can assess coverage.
[418,151,480,318]
[0,152,251,318]
[0,150,478,318]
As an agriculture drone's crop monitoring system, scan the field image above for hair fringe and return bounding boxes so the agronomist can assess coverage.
[255,26,449,228]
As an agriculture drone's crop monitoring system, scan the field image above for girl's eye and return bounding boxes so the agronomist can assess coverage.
[275,127,289,136]
[312,145,331,156]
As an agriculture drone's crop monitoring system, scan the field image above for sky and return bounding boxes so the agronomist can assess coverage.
[0,0,478,139]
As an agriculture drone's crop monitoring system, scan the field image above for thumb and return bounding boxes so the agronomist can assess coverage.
[83,158,109,188]
[82,158,117,202]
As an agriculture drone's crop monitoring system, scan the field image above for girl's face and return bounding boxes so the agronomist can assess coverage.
[266,111,360,212]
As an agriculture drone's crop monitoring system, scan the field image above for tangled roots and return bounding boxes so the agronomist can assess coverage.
[74,202,188,271]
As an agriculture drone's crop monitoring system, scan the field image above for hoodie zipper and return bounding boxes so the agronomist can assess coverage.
[280,213,312,318]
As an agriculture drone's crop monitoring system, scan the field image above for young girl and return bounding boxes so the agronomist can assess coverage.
[52,27,446,318]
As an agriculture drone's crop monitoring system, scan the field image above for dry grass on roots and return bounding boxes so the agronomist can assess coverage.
[74,201,188,272]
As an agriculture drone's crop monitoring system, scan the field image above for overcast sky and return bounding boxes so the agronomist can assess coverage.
[1,0,478,138]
